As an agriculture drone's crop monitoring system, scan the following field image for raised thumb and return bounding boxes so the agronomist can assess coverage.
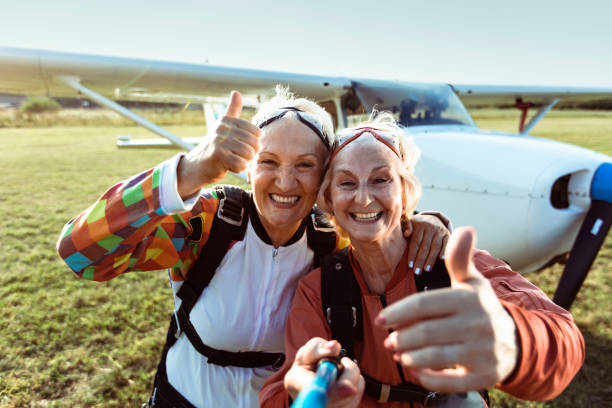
[224,90,243,118]
[444,226,477,284]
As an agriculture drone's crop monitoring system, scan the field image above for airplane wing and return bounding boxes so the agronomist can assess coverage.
[0,47,350,105]
[451,84,612,107]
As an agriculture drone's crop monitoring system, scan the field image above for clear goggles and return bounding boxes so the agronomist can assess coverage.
[256,107,332,151]
[330,127,402,164]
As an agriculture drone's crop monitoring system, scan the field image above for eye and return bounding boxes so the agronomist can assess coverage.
[259,158,278,166]
[297,161,315,169]
[374,177,389,184]
[339,180,356,188]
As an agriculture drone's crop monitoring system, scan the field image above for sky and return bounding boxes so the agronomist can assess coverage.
[1,0,612,87]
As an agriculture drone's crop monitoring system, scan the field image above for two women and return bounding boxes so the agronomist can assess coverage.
[57,89,448,407]
[260,116,585,407]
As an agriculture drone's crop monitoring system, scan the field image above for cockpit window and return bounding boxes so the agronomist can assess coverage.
[348,81,476,128]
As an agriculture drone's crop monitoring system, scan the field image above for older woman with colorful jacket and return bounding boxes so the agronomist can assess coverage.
[259,115,584,407]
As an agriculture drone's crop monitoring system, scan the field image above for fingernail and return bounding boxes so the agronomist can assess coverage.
[393,353,401,362]
[375,314,386,325]
[415,267,421,275]
[408,261,414,268]
[384,337,394,349]
[323,340,336,349]
[425,265,431,272]
[441,254,445,260]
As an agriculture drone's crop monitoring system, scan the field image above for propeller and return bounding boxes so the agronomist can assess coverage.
[553,162,612,310]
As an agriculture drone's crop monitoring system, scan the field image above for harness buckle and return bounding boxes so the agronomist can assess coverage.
[217,197,244,226]
[326,306,358,327]
[424,391,439,406]
[377,383,391,403]
[272,353,286,369]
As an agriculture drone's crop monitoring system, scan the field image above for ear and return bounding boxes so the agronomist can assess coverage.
[247,162,253,185]
[401,179,408,214]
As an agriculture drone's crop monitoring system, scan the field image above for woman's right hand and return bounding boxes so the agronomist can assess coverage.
[177,91,260,198]
[284,337,364,408]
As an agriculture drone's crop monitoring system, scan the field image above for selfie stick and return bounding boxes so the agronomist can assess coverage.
[291,358,341,408]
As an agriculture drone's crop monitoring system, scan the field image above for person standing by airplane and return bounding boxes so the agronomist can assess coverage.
[259,117,585,407]
[56,88,450,407]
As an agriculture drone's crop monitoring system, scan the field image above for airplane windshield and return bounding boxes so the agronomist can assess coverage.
[351,81,476,127]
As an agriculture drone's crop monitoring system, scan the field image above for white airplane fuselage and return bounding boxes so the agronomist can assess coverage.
[410,125,610,272]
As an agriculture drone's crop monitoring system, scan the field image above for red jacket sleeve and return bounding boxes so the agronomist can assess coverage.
[474,250,585,401]
[259,268,331,407]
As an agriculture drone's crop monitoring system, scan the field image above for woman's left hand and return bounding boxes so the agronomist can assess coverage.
[404,213,450,275]
[378,227,518,392]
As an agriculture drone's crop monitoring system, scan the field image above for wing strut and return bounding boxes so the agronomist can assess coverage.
[59,76,195,150]
[516,98,559,135]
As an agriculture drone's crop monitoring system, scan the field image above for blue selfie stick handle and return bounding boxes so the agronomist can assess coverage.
[291,359,340,408]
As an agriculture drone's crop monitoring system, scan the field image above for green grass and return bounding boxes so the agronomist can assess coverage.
[0,110,611,407]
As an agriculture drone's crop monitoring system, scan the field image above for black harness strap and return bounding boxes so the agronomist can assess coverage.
[321,251,490,406]
[306,206,337,268]
[162,186,339,369]
[321,247,363,358]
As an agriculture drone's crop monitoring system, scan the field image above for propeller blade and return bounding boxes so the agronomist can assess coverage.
[553,162,612,310]
[553,200,612,309]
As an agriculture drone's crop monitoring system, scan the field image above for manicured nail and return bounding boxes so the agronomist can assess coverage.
[408,260,414,268]
[384,334,396,349]
[415,267,421,275]
[425,265,431,272]
[375,314,386,325]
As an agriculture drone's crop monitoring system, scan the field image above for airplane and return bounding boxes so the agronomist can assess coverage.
[1,46,611,310]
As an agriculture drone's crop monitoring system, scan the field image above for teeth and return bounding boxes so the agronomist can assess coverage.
[353,212,381,220]
[271,194,299,204]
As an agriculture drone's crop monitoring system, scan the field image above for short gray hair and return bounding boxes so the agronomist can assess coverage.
[252,85,335,151]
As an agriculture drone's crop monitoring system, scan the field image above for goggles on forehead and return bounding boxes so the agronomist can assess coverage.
[330,127,402,163]
[256,107,332,151]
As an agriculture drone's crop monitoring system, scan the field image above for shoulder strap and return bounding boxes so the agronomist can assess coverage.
[321,250,451,359]
[320,248,363,359]
[306,205,337,268]
[172,185,250,344]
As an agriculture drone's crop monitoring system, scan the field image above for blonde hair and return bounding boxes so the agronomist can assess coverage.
[252,85,335,152]
[317,112,422,236]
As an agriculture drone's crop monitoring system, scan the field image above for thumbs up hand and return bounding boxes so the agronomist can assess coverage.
[376,227,518,392]
[178,91,260,198]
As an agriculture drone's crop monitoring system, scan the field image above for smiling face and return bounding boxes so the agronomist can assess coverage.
[248,116,328,244]
[328,141,406,245]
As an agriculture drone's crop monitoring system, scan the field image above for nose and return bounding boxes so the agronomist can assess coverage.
[275,165,298,191]
[354,183,373,206]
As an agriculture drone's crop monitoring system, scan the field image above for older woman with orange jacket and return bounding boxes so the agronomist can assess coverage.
[259,115,584,407]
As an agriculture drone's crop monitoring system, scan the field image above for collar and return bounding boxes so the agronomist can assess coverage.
[249,200,307,247]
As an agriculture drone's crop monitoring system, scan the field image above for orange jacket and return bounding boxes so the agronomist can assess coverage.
[259,248,585,407]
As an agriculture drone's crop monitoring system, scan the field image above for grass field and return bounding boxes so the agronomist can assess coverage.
[0,109,611,407]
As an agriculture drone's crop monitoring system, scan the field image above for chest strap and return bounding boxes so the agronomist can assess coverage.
[168,187,337,369]
[169,185,285,368]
